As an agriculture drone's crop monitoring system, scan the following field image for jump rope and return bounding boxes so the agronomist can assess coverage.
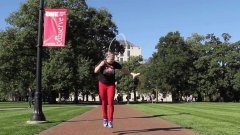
[104,33,128,63]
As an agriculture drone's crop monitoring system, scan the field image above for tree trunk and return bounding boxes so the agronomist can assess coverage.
[171,91,179,102]
[58,92,61,103]
[82,94,85,102]
[73,89,79,104]
[197,91,203,101]
[208,94,213,102]
[86,94,89,101]
[156,90,158,102]
[133,89,136,101]
[49,91,57,104]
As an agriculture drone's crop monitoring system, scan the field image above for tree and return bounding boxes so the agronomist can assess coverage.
[0,0,124,102]
[116,56,141,101]
[0,28,36,100]
[153,31,192,102]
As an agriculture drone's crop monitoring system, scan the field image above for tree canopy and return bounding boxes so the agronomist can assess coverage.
[0,0,239,102]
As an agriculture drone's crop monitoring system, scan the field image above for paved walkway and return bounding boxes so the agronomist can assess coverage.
[38,105,198,135]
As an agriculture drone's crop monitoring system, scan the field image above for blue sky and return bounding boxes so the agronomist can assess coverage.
[1,0,240,59]
[0,0,26,29]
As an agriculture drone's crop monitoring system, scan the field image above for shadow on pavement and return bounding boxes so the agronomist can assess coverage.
[65,119,102,122]
[46,118,102,124]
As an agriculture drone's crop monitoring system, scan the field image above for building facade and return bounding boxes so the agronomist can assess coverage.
[115,40,142,62]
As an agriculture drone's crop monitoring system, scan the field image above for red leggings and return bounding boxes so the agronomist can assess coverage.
[98,81,115,121]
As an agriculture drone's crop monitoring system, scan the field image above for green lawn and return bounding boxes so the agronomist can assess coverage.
[131,102,240,135]
[0,102,93,135]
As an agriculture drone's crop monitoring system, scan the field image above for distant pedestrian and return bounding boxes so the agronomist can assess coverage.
[141,95,144,102]
[27,87,34,108]
[117,93,121,103]
[126,94,130,104]
[91,94,96,101]
[151,93,155,103]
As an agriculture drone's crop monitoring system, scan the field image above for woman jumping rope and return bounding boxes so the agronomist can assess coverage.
[94,51,140,128]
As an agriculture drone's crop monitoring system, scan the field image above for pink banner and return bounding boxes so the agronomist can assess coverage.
[43,9,67,47]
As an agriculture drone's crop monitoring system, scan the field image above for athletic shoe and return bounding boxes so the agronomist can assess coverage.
[108,121,113,128]
[103,119,108,127]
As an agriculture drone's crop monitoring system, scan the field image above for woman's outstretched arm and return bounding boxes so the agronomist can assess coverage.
[119,68,140,79]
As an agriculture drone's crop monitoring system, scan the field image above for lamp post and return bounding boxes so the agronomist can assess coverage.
[30,0,46,122]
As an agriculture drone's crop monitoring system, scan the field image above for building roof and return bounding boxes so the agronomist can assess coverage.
[118,40,140,48]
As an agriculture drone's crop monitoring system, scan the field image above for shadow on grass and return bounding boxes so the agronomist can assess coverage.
[44,120,66,124]
[115,112,190,119]
[113,127,188,135]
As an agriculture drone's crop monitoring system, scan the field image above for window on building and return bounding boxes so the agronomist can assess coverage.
[127,50,130,57]
[127,44,130,49]
[120,53,123,56]
[120,58,123,63]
